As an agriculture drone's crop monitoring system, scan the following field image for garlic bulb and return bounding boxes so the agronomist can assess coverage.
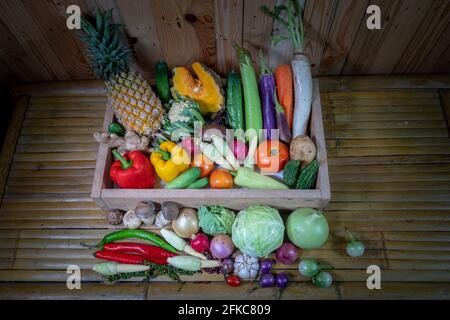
[233,253,259,280]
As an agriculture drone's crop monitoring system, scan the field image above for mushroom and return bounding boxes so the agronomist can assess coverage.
[122,210,142,229]
[106,209,125,225]
[154,210,171,228]
[135,201,157,225]
[161,201,180,221]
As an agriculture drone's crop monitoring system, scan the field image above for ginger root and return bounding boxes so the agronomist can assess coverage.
[93,131,150,154]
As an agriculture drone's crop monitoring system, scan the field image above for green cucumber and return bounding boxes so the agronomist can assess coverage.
[187,177,209,189]
[165,167,201,189]
[156,60,171,103]
[226,71,244,134]
[296,160,319,190]
[235,45,263,140]
[283,160,301,188]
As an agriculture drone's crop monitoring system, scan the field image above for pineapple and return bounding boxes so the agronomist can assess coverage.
[80,9,164,136]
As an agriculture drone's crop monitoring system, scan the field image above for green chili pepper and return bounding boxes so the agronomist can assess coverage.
[82,229,177,254]
[108,122,125,136]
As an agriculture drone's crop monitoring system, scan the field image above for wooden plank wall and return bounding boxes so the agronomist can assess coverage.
[0,0,449,84]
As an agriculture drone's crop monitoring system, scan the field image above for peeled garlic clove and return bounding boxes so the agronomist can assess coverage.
[123,210,142,229]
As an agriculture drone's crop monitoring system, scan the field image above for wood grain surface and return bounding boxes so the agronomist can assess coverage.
[0,0,448,84]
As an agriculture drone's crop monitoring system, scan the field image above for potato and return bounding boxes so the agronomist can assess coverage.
[290,135,317,165]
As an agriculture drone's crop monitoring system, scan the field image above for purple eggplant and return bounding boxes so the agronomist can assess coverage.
[274,93,293,144]
[259,50,278,141]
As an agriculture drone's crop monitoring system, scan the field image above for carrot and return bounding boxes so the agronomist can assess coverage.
[275,64,294,131]
[262,1,311,138]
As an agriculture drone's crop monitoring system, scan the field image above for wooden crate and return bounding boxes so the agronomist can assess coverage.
[91,80,330,211]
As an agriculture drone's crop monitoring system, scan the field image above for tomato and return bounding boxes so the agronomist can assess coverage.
[256,140,290,174]
[225,276,241,287]
[192,153,214,178]
[210,169,233,189]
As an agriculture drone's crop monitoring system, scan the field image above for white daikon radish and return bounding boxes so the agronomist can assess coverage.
[261,0,312,137]
[292,54,312,137]
[92,262,150,276]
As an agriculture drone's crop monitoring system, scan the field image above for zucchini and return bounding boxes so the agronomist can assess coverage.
[283,160,301,188]
[226,71,244,133]
[187,177,209,189]
[165,167,201,189]
[296,160,319,190]
[156,60,171,103]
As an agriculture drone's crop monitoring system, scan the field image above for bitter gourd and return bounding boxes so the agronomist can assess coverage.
[283,160,301,188]
[296,160,319,190]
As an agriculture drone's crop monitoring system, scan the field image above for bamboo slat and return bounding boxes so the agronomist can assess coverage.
[0,283,147,300]
[1,78,450,299]
[339,282,450,300]
[0,97,29,202]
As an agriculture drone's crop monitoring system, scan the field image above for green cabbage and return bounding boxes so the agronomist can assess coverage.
[232,205,285,257]
[198,205,236,236]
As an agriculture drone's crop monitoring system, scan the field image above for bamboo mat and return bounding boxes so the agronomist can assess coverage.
[0,77,450,299]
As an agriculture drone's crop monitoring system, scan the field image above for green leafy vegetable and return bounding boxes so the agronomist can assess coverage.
[198,205,236,236]
[232,205,285,258]
[261,0,305,54]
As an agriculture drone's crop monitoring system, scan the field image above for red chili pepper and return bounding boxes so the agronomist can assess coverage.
[103,242,177,264]
[226,275,241,287]
[94,250,146,265]
[110,150,156,189]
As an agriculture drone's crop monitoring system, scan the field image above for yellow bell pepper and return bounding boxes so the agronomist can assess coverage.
[150,141,190,183]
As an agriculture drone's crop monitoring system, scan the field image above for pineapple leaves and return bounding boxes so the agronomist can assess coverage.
[95,9,103,33]
[79,9,131,80]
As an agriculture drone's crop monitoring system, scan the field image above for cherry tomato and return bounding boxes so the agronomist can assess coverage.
[192,153,215,178]
[210,169,233,189]
[226,275,241,287]
[256,140,290,174]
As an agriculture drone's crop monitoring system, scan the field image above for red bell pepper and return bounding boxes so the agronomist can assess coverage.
[110,150,155,189]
